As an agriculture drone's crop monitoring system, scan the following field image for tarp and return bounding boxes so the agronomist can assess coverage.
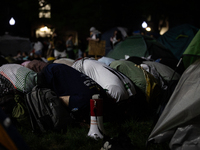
[0,34,32,57]
[157,24,199,60]
[182,29,200,69]
[106,35,177,61]
[148,59,200,149]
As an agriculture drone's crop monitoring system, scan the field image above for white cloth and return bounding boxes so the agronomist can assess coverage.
[53,58,75,66]
[91,34,96,40]
[98,57,115,66]
[54,49,67,58]
[33,41,43,52]
[72,58,136,102]
[111,36,118,45]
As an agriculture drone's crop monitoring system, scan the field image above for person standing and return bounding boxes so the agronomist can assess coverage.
[87,27,101,42]
[33,37,43,57]
[54,40,67,59]
[86,27,102,58]
[110,29,122,49]
[66,34,75,59]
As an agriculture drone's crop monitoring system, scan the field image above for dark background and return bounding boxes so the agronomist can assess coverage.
[0,0,199,39]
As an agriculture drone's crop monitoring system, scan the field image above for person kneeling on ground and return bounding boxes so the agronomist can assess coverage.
[37,63,107,120]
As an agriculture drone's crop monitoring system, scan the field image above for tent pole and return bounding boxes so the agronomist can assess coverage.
[170,57,182,81]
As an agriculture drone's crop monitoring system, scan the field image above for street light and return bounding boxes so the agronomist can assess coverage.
[146,27,151,32]
[9,17,15,25]
[142,21,147,28]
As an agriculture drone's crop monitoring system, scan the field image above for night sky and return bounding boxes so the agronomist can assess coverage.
[0,0,199,38]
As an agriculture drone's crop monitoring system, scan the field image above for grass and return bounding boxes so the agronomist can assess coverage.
[16,98,170,150]
[17,118,169,150]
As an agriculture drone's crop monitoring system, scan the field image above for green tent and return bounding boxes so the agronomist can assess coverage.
[157,24,199,60]
[106,35,177,61]
[182,29,200,69]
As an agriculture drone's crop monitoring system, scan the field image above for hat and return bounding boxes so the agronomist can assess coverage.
[90,27,101,34]
[90,27,96,32]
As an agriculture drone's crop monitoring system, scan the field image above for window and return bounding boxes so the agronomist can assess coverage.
[36,26,53,38]
[39,0,51,18]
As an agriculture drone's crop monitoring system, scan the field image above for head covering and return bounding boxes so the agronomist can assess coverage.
[26,60,48,73]
[90,27,96,32]
[21,61,31,67]
[90,27,101,34]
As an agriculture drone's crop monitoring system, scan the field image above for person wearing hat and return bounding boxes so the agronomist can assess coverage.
[87,27,101,42]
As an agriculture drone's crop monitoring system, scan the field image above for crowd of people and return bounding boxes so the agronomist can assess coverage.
[0,26,164,130]
[3,26,126,65]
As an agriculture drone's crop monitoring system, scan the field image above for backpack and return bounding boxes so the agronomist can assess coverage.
[12,93,31,129]
[25,85,71,132]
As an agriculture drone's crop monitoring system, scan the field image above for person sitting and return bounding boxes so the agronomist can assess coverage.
[13,51,23,61]
[22,52,29,60]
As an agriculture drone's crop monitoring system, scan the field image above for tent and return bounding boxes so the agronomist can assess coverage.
[148,59,200,149]
[157,24,199,60]
[0,34,32,57]
[182,29,200,69]
[106,35,177,61]
[101,27,128,55]
[0,108,29,150]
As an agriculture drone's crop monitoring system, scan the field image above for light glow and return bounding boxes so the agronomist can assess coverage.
[36,26,53,38]
[9,17,15,25]
[142,21,147,28]
[40,26,48,32]
[146,27,151,32]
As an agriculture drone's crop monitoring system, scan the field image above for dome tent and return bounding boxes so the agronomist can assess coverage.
[106,35,177,61]
[157,24,199,60]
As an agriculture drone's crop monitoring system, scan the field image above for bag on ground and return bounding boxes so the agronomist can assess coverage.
[25,85,70,132]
